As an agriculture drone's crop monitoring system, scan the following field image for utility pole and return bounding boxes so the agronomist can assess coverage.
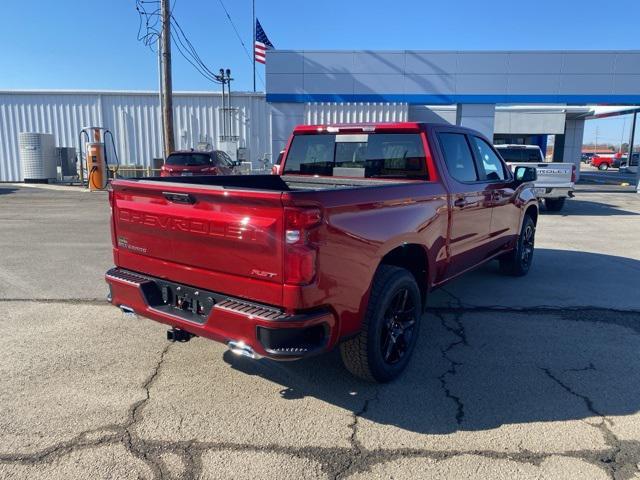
[220,69,227,140]
[160,0,175,157]
[157,36,165,160]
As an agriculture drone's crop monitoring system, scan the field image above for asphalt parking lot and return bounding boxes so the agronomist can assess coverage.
[1,183,639,479]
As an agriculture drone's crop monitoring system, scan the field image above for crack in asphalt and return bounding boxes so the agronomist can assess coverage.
[434,289,468,425]
[564,362,597,373]
[0,344,173,479]
[2,349,640,480]
[4,435,640,480]
[539,367,640,480]
[332,389,380,480]
[2,300,640,479]
[123,344,172,480]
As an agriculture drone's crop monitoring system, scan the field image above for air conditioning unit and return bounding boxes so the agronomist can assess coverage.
[19,133,56,182]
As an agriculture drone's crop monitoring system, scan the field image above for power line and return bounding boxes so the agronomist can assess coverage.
[170,15,221,83]
[136,0,264,89]
[215,0,265,88]
[137,0,221,85]
[136,0,161,50]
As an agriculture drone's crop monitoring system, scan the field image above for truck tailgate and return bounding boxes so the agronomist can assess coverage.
[508,162,574,188]
[110,179,285,305]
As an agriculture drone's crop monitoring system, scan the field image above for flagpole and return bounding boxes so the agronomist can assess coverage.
[252,0,256,92]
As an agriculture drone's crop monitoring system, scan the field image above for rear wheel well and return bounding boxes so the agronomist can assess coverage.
[380,244,429,307]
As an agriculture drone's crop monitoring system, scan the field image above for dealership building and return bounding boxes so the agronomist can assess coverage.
[1,50,639,182]
[266,50,640,176]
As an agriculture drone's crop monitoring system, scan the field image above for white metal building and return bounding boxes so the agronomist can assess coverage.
[0,90,271,182]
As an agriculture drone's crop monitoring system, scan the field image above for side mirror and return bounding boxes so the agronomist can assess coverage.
[513,165,537,184]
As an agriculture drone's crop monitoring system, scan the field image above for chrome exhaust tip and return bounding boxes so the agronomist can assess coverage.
[119,305,136,318]
[228,340,259,359]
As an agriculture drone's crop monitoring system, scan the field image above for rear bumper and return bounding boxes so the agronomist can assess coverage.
[105,267,335,359]
[535,187,574,199]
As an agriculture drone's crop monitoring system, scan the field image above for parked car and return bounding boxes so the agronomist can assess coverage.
[619,153,639,173]
[581,153,596,163]
[590,155,614,171]
[495,144,575,211]
[160,150,240,177]
[105,122,538,382]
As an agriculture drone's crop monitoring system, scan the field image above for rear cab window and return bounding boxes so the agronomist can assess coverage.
[166,153,211,166]
[283,133,429,180]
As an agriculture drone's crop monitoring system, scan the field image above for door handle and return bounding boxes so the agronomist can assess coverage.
[454,197,468,208]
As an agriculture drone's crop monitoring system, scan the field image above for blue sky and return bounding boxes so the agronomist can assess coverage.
[0,0,638,144]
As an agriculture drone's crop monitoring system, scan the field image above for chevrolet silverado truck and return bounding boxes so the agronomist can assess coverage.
[105,123,538,382]
[495,144,575,212]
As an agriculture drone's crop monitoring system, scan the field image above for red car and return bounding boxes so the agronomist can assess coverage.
[160,150,240,177]
[106,122,538,382]
[590,155,614,171]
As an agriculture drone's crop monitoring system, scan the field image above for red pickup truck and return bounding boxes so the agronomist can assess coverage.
[105,122,538,382]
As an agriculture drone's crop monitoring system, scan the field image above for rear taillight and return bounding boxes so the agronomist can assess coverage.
[571,164,577,183]
[284,207,322,285]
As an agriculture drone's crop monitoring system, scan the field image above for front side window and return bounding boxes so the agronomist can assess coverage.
[437,133,478,182]
[283,133,428,179]
[470,137,506,181]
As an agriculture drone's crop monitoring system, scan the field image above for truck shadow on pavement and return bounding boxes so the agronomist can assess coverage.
[224,248,640,435]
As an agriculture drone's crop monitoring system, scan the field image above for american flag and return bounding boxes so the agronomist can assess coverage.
[254,19,273,65]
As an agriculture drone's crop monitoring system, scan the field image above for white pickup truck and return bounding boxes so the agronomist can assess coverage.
[495,144,575,212]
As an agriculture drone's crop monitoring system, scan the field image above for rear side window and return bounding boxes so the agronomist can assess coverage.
[215,151,234,166]
[283,133,428,179]
[437,133,478,182]
[470,137,506,181]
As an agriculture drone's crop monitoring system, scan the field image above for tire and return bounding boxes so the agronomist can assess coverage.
[499,215,536,277]
[598,163,609,171]
[544,197,565,212]
[340,265,422,383]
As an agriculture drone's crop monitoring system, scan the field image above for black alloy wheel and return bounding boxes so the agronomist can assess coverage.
[380,288,417,365]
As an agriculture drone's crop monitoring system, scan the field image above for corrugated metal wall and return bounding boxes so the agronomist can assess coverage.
[304,102,408,125]
[0,91,271,181]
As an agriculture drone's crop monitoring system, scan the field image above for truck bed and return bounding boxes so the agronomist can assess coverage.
[129,174,419,192]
